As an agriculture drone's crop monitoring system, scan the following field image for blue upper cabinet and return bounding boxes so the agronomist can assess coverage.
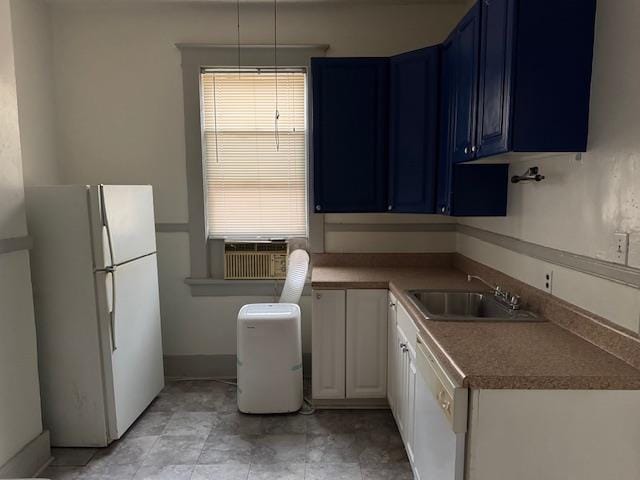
[310,0,596,216]
[475,0,597,158]
[388,46,440,213]
[451,3,481,164]
[311,58,389,213]
[438,31,509,216]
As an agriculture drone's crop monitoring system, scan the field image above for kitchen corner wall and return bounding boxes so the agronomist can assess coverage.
[0,0,48,474]
[47,0,468,362]
[11,0,60,187]
[457,0,640,333]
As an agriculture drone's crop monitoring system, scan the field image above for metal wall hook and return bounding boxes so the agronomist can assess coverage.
[511,166,545,184]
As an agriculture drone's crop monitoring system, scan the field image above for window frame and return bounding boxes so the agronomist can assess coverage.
[177,44,327,293]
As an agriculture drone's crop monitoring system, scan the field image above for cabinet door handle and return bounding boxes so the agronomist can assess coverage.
[315,205,321,211]
[389,301,396,308]
[471,145,477,153]
[464,146,469,154]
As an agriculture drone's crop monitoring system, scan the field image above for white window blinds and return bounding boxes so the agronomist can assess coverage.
[201,69,308,239]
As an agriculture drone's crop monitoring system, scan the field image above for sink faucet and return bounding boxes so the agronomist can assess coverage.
[467,275,521,310]
[467,274,496,291]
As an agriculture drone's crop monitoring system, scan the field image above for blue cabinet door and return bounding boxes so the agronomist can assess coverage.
[388,46,440,213]
[510,0,596,152]
[437,36,456,215]
[311,58,389,213]
[451,2,481,164]
[476,0,515,158]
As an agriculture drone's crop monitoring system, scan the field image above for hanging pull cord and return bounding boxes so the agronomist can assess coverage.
[236,0,241,78]
[274,0,280,151]
[275,108,280,151]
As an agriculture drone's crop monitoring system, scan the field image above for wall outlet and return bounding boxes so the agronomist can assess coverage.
[614,232,629,265]
[543,270,553,294]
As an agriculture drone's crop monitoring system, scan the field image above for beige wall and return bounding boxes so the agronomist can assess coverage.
[0,1,29,239]
[50,1,465,223]
[48,0,467,356]
[11,0,60,187]
[323,213,456,253]
[45,0,640,351]
[0,0,44,468]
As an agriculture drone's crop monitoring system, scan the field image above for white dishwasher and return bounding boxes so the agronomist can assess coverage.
[413,335,468,480]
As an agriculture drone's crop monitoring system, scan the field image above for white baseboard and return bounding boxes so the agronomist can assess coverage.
[0,430,51,479]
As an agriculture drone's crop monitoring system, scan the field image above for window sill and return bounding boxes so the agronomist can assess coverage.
[184,277,312,297]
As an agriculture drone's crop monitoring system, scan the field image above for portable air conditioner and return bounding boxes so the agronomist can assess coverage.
[224,241,288,280]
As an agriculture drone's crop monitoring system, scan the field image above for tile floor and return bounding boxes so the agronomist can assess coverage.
[42,380,412,480]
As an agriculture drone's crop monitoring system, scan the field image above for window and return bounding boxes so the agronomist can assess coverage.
[201,68,308,240]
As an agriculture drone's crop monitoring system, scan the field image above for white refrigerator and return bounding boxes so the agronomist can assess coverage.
[26,185,165,447]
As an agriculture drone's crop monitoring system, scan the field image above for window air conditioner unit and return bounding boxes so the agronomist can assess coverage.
[224,241,288,280]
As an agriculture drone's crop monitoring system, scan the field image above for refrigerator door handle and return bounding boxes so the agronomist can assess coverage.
[96,266,117,351]
[99,185,118,352]
[107,269,117,352]
[99,185,116,267]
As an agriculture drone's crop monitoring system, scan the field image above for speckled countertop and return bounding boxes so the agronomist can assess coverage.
[312,264,640,390]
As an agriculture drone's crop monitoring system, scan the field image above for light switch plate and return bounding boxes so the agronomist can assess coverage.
[628,233,640,269]
[614,232,629,265]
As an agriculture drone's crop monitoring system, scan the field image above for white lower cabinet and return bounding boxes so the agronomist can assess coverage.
[389,300,419,463]
[466,389,640,480]
[315,289,640,479]
[404,343,417,463]
[346,290,388,398]
[312,289,387,400]
[389,300,467,480]
[387,293,398,413]
[394,323,408,435]
[311,289,346,399]
[389,300,640,480]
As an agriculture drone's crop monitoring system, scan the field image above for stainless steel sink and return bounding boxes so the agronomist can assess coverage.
[406,290,542,322]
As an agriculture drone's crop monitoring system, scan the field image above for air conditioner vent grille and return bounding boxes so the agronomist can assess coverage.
[224,242,288,280]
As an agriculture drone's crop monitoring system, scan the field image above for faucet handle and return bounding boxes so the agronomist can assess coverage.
[510,294,521,309]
